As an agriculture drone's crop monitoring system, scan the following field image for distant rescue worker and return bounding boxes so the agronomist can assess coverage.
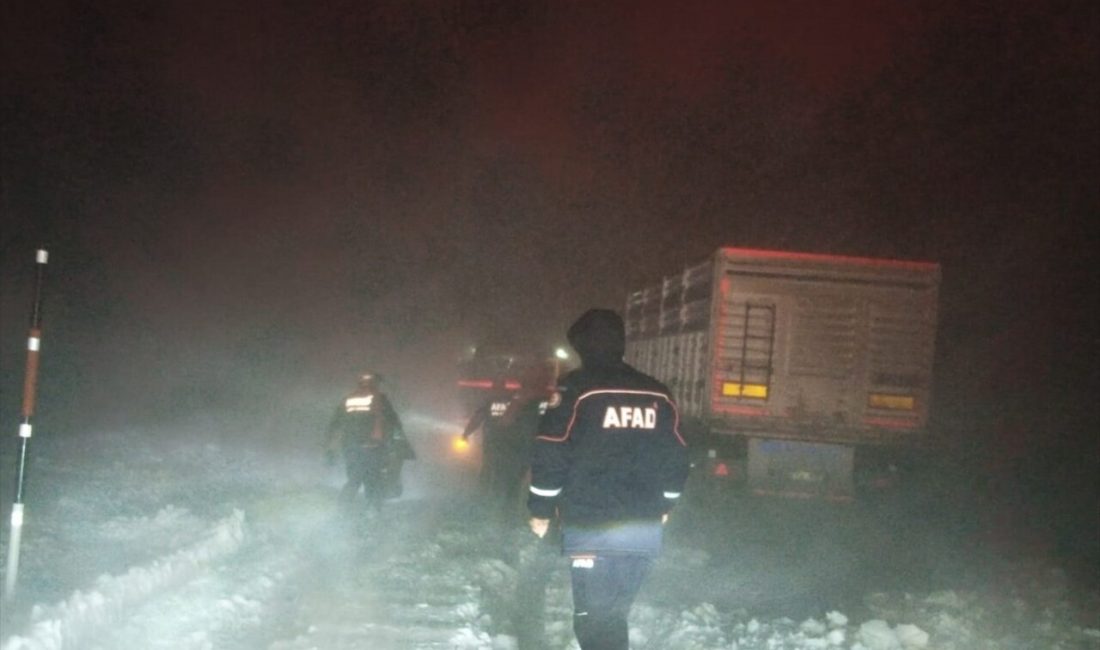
[528,309,690,650]
[462,373,543,521]
[325,372,413,513]
[486,368,551,521]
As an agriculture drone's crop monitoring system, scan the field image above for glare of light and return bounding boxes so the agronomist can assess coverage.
[554,347,569,360]
[403,412,467,436]
[451,436,470,454]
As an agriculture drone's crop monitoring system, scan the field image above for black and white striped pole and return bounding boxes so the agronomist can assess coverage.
[4,249,48,601]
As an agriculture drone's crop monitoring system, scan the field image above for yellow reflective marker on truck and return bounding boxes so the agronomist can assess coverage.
[722,382,768,399]
[868,393,915,410]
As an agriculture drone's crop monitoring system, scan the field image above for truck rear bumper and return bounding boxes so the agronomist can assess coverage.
[746,438,855,501]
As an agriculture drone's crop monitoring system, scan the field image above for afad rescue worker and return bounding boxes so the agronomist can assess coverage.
[464,369,550,522]
[459,373,545,521]
[325,372,414,514]
[528,309,690,650]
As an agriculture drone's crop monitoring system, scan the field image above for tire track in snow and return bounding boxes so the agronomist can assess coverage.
[0,509,246,650]
[261,499,494,650]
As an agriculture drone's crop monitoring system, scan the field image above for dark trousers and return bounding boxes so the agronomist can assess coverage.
[569,555,653,650]
[480,441,528,522]
[340,445,386,509]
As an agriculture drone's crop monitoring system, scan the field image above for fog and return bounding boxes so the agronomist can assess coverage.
[3,1,1096,439]
[1,1,1098,647]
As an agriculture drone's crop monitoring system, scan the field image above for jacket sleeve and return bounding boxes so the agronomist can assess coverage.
[381,396,416,460]
[381,395,404,439]
[658,398,690,512]
[462,403,489,438]
[527,387,575,519]
[324,402,346,451]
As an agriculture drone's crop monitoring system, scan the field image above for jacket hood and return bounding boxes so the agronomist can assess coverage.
[567,309,626,367]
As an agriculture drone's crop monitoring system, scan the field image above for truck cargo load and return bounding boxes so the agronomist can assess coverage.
[624,247,941,500]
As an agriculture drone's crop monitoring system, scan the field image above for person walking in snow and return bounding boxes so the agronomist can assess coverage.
[463,367,550,519]
[527,309,690,650]
[462,375,517,501]
[325,372,413,514]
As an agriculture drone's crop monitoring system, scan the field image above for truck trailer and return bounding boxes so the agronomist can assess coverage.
[623,247,941,500]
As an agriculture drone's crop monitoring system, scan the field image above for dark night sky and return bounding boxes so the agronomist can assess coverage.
[1,0,1097,468]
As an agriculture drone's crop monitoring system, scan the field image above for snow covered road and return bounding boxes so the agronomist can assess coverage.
[1,428,1097,649]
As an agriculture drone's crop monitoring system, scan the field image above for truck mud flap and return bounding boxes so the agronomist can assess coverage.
[747,438,854,501]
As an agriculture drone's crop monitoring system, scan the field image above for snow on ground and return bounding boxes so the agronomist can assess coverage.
[1,424,1097,649]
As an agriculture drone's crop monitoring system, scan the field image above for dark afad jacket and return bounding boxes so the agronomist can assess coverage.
[326,391,413,460]
[527,361,689,555]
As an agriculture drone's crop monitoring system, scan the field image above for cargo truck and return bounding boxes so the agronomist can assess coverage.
[623,247,941,500]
